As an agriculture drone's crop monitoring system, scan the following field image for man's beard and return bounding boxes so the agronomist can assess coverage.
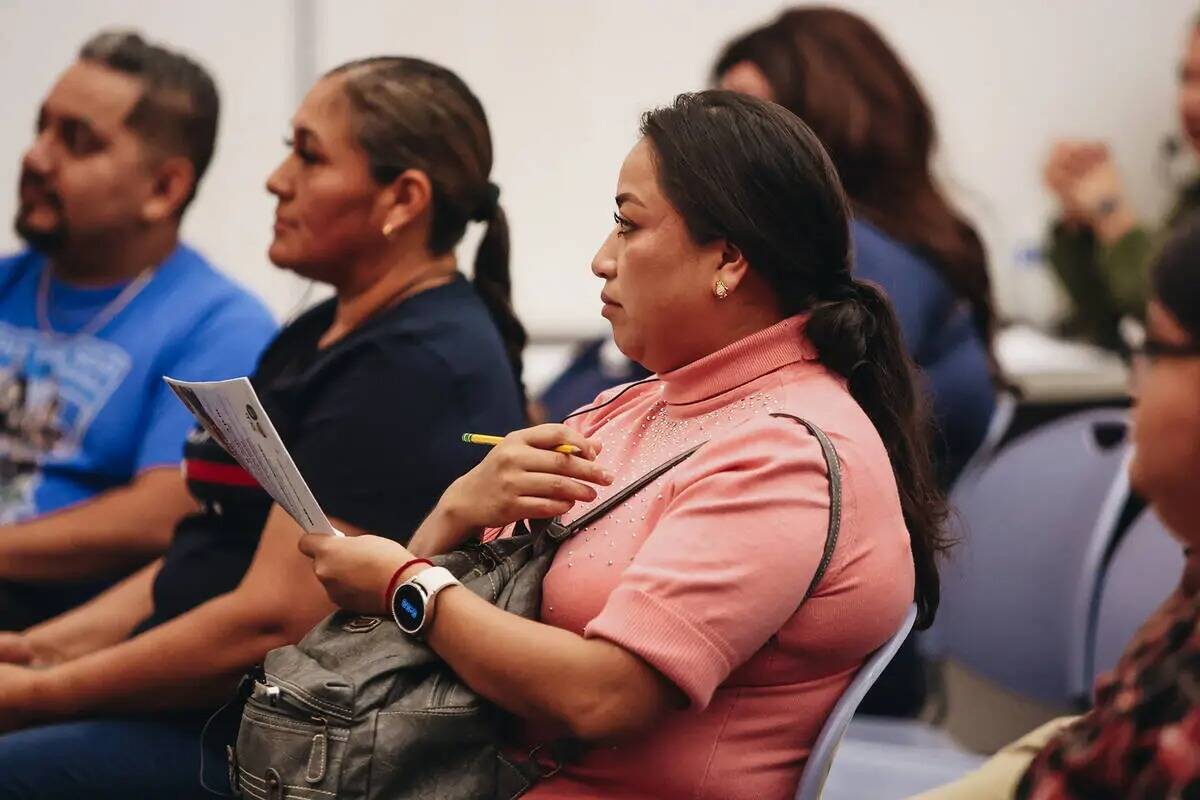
[15,214,67,253]
[15,171,67,253]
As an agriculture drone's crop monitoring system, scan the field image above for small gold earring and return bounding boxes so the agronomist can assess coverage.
[713,278,729,300]
[382,223,396,238]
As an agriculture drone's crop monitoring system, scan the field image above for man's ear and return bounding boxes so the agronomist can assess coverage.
[141,155,196,222]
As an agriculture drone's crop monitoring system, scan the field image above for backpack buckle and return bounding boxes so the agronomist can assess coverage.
[544,520,571,541]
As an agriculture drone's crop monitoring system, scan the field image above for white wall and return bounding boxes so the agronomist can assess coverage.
[1,1,1196,334]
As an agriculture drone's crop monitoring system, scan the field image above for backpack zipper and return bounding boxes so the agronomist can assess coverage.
[251,677,354,724]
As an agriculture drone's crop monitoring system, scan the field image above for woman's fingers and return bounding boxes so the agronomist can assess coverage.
[297,533,327,558]
[1067,141,1109,179]
[513,497,578,520]
[510,472,600,504]
[1045,162,1072,196]
[0,635,32,666]
[517,424,602,460]
[1045,143,1083,199]
[1046,139,1105,181]
[450,424,615,529]
[516,448,614,486]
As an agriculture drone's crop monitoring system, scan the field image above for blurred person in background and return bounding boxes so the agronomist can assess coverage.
[0,56,525,798]
[536,335,650,423]
[0,31,276,630]
[1042,15,1200,352]
[912,215,1200,799]
[715,5,1000,718]
[715,6,1000,491]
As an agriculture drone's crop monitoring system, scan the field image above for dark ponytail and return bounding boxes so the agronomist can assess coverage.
[806,280,948,628]
[329,56,526,395]
[642,90,948,628]
[471,196,527,398]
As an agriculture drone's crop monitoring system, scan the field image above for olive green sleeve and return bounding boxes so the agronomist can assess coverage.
[1094,226,1153,321]
[1045,222,1122,344]
[1046,223,1101,317]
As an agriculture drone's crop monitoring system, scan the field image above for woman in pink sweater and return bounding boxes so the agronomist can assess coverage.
[301,90,947,798]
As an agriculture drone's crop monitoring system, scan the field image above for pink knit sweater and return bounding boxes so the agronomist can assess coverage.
[523,316,914,799]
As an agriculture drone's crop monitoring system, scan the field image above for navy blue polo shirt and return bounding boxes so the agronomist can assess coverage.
[137,274,526,632]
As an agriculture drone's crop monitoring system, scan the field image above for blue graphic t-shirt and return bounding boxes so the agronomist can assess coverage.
[0,245,277,522]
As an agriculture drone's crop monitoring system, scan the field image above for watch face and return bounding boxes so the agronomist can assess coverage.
[392,583,426,634]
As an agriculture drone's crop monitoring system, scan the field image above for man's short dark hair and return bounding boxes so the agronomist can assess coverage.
[79,30,220,213]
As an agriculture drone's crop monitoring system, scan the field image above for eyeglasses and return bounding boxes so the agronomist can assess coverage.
[1128,338,1200,392]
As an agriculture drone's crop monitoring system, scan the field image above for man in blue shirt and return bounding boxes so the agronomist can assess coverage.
[0,31,276,628]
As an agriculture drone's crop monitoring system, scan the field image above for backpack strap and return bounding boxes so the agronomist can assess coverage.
[542,441,705,543]
[769,413,842,602]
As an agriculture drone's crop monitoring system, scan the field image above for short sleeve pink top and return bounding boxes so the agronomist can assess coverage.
[521,315,915,799]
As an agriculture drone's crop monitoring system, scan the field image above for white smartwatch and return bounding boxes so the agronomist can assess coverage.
[390,566,461,637]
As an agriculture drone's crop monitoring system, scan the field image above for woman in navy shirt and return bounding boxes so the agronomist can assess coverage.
[852,220,997,485]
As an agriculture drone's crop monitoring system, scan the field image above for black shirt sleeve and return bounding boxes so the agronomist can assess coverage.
[287,339,488,543]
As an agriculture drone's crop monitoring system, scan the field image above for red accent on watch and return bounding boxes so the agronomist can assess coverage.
[384,558,433,607]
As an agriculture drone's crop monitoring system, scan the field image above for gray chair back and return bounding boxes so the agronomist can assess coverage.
[1090,509,1184,685]
[794,604,917,800]
[932,408,1131,705]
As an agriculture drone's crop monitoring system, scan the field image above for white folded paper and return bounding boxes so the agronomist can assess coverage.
[164,376,339,535]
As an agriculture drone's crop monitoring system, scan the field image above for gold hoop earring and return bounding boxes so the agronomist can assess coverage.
[713,278,729,300]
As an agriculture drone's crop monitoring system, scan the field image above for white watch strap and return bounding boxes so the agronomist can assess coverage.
[409,566,460,602]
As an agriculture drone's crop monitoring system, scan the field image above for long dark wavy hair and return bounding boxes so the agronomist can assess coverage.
[715,7,1000,378]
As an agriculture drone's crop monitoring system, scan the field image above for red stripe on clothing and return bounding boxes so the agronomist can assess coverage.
[185,459,261,488]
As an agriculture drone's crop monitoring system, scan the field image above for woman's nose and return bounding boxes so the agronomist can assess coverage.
[591,230,618,279]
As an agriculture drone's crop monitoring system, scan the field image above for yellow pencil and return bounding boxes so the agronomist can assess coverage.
[462,433,580,455]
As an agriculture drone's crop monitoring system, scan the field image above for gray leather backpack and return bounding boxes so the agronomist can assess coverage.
[228,414,841,800]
